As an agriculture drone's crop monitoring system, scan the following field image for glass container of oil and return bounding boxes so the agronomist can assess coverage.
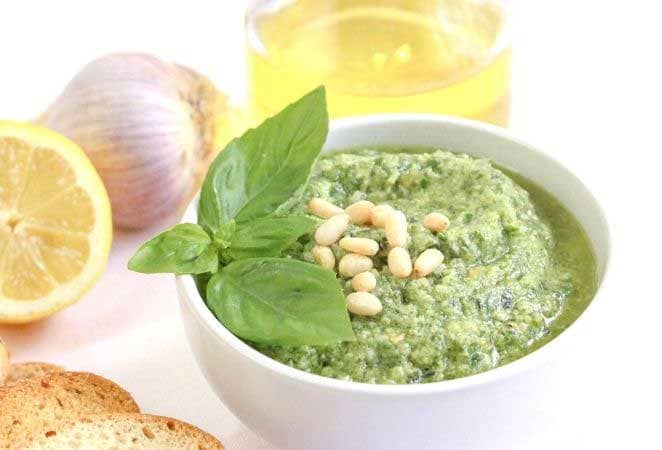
[246,0,510,126]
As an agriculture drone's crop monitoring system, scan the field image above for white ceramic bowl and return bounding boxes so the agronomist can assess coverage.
[177,115,610,450]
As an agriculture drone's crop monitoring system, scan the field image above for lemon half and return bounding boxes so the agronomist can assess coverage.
[0,121,112,323]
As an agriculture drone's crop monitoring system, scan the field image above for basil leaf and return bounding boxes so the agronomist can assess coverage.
[198,86,328,232]
[206,258,355,346]
[194,272,212,300]
[225,216,316,261]
[213,220,235,250]
[128,223,218,275]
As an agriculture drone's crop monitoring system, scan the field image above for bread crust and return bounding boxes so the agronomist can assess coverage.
[0,371,139,449]
[25,413,225,449]
[4,362,64,384]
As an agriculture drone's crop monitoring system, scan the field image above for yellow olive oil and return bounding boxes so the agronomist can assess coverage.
[247,0,510,125]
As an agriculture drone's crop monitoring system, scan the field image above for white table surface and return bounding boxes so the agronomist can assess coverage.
[0,1,659,449]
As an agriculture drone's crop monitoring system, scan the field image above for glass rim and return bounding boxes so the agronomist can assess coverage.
[244,0,511,66]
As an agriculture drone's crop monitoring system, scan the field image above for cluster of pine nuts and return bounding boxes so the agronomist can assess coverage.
[309,198,450,317]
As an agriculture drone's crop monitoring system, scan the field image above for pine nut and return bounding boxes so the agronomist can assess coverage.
[385,210,408,248]
[388,247,412,278]
[345,200,375,224]
[308,198,344,219]
[339,237,379,256]
[423,212,450,233]
[312,245,335,269]
[370,204,394,227]
[315,214,350,246]
[413,248,445,278]
[347,292,382,316]
[351,271,377,292]
[338,253,374,278]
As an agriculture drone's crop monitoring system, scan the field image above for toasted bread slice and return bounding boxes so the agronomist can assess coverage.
[0,371,139,449]
[4,362,64,384]
[0,338,8,383]
[26,413,225,449]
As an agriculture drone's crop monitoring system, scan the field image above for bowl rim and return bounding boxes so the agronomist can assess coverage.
[177,114,612,396]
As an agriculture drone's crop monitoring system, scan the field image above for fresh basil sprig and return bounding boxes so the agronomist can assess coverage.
[129,87,356,346]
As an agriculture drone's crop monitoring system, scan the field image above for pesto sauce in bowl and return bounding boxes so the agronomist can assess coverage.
[253,148,597,384]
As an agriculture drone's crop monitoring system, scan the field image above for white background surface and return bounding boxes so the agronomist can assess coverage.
[0,1,660,449]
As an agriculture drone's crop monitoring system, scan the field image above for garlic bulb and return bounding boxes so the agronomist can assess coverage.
[38,53,229,229]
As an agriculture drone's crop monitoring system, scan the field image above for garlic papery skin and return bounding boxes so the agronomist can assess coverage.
[38,53,229,229]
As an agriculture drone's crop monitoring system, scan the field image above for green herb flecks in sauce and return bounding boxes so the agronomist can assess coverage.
[254,148,597,384]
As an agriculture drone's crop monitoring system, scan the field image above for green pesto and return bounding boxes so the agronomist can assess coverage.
[252,148,597,384]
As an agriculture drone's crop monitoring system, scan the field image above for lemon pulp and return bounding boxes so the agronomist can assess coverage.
[0,122,112,323]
